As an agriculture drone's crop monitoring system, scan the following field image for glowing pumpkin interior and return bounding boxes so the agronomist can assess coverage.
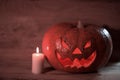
[56,40,96,68]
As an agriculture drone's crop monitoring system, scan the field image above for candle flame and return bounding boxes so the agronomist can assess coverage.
[36,47,39,53]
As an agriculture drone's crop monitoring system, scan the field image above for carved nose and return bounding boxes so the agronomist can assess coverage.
[72,48,82,54]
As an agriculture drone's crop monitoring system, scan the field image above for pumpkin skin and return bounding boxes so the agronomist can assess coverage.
[42,22,113,73]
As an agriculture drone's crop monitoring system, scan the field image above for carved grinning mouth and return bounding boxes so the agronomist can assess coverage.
[57,51,96,68]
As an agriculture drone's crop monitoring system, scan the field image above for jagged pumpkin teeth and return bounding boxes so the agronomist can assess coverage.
[57,51,96,68]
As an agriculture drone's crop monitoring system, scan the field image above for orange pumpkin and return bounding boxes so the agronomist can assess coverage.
[42,22,113,73]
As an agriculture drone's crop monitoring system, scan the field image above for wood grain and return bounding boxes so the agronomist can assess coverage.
[0,49,120,80]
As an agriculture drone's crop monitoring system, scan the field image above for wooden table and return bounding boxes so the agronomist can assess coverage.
[0,49,120,80]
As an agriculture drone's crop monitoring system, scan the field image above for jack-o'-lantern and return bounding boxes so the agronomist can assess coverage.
[42,21,113,73]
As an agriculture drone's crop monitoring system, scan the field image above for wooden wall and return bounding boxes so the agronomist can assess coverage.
[0,0,120,50]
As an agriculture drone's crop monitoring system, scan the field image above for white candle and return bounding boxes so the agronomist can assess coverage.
[32,47,45,74]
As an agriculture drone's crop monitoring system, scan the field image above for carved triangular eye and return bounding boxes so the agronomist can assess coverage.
[62,40,69,49]
[84,40,91,48]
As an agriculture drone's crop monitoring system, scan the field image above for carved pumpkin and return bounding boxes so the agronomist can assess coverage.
[42,22,113,73]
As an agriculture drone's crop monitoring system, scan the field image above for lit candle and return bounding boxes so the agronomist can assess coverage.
[32,47,45,74]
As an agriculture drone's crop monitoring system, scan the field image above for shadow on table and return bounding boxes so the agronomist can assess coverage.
[42,67,103,80]
[43,66,99,74]
[43,67,55,73]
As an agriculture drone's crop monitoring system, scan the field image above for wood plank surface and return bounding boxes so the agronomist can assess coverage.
[0,49,120,80]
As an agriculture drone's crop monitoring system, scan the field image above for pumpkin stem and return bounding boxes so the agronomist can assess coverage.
[77,21,83,28]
